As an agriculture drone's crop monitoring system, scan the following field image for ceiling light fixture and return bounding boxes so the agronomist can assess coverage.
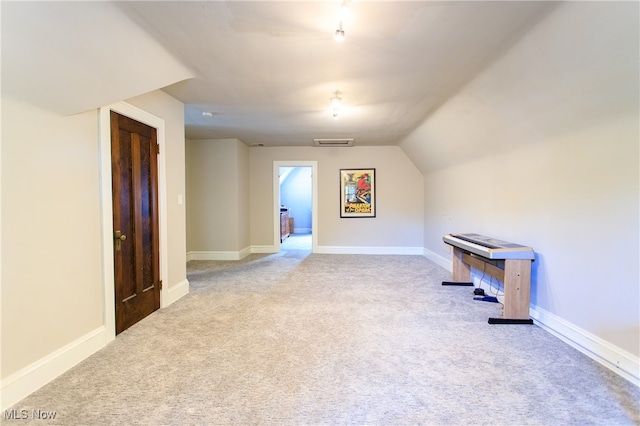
[334,1,350,41]
[338,1,351,21]
[334,21,345,42]
[330,92,342,118]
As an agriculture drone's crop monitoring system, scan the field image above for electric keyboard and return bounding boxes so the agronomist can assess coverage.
[443,233,534,260]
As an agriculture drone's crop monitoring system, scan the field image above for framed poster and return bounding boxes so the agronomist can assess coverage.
[340,168,376,218]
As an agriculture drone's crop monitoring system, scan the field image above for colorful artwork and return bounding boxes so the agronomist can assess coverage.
[340,168,376,218]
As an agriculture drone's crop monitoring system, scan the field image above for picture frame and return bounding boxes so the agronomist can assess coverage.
[340,168,376,218]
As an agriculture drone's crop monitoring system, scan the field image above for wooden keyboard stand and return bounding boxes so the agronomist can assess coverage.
[450,246,533,324]
[442,233,534,324]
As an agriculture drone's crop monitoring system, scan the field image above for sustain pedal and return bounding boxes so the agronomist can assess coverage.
[474,296,499,303]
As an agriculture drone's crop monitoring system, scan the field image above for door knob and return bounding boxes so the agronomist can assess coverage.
[114,230,126,251]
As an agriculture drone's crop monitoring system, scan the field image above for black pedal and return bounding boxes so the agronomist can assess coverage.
[488,318,534,325]
[473,288,485,296]
[474,296,499,303]
[442,281,474,286]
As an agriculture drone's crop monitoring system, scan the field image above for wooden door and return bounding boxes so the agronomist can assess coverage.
[111,111,161,335]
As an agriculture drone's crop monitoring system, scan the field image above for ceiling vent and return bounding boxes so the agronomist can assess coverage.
[313,138,354,147]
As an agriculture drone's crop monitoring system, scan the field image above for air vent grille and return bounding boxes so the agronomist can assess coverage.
[313,138,354,147]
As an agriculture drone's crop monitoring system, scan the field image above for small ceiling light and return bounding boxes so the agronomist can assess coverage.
[202,111,215,117]
[330,92,342,118]
[338,2,351,21]
[334,21,345,42]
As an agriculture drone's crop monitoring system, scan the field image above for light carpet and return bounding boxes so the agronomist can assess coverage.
[4,249,639,425]
[281,233,312,250]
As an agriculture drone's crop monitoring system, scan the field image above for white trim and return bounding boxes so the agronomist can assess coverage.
[317,246,423,255]
[250,245,278,254]
[423,246,639,386]
[530,306,640,386]
[98,102,170,336]
[423,247,452,271]
[189,246,423,258]
[238,246,252,259]
[291,228,312,234]
[164,280,190,307]
[98,108,116,341]
[273,161,318,253]
[1,327,108,411]
[187,248,251,261]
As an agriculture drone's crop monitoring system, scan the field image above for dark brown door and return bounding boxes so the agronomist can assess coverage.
[111,111,161,335]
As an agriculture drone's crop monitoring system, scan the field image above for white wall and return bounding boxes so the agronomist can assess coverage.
[237,140,250,250]
[186,144,424,254]
[249,146,424,252]
[400,1,639,362]
[1,95,103,378]
[186,139,250,256]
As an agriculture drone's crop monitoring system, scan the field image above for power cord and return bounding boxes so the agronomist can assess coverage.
[473,262,505,307]
[488,275,504,308]
[473,263,487,296]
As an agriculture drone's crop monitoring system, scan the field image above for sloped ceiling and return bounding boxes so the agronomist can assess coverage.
[1,1,195,116]
[2,1,554,147]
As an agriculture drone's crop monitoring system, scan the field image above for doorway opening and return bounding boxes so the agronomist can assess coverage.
[273,161,318,253]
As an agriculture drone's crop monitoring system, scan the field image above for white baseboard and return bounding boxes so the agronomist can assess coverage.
[423,247,452,271]
[250,245,278,254]
[2,279,192,410]
[238,246,252,259]
[195,245,423,256]
[530,306,640,386]
[1,326,108,411]
[187,247,251,261]
[292,228,311,234]
[163,279,189,308]
[316,246,423,255]
[192,245,423,257]
[422,247,640,386]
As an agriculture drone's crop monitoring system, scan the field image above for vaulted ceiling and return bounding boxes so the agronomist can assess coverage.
[2,1,555,147]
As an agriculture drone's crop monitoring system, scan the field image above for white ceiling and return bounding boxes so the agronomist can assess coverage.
[2,1,555,147]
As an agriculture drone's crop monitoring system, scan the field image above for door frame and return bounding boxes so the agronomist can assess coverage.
[273,161,318,252]
[99,102,169,341]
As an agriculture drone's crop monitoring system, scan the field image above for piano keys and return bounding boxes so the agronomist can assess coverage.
[443,233,535,260]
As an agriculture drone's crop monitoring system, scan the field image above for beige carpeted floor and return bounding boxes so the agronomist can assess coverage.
[4,244,639,425]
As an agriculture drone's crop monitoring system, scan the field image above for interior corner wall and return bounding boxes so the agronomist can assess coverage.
[400,2,639,358]
[249,146,424,250]
[186,138,249,253]
[237,141,251,250]
[1,95,103,379]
